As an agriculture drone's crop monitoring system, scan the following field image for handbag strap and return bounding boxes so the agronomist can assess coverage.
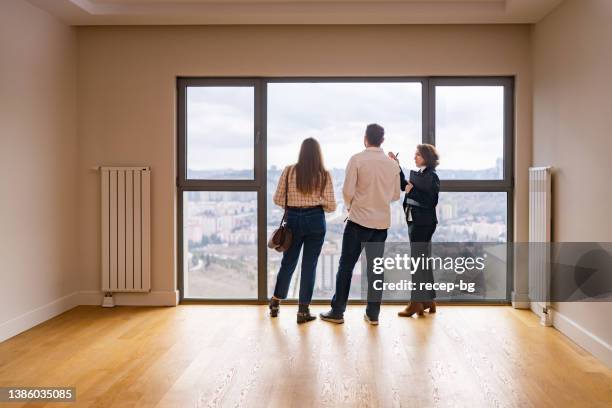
[280,166,291,227]
[284,166,290,208]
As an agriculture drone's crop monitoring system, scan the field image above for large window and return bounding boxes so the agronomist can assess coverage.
[178,77,513,302]
[267,81,422,300]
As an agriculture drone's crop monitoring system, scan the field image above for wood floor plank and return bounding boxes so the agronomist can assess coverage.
[0,305,610,407]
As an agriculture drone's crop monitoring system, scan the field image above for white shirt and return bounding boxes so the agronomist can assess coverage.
[343,147,401,229]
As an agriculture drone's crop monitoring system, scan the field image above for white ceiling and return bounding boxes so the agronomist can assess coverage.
[28,0,564,25]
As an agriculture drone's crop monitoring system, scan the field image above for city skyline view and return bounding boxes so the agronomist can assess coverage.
[184,162,507,299]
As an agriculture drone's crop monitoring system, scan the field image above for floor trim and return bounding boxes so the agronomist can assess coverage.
[550,308,612,369]
[511,291,530,309]
[0,291,79,343]
[78,290,179,306]
[1,290,179,343]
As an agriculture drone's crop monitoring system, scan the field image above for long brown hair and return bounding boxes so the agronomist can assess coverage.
[295,138,327,195]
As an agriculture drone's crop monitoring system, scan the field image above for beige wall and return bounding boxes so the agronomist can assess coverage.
[76,24,533,303]
[533,0,612,367]
[0,0,78,339]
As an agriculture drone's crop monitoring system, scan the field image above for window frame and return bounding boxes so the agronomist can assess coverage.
[177,77,264,189]
[428,77,514,189]
[177,76,514,304]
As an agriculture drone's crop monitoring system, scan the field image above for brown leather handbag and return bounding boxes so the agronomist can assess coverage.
[267,168,293,252]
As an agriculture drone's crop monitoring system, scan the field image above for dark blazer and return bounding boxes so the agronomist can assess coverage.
[399,166,440,225]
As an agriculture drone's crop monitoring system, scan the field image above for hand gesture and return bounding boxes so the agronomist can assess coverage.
[405,182,413,193]
[388,152,399,163]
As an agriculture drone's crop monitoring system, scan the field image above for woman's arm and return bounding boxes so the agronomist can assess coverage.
[273,166,289,208]
[399,167,409,190]
[322,171,337,212]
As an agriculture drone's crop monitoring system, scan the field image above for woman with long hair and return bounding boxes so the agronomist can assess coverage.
[389,144,440,317]
[269,138,336,324]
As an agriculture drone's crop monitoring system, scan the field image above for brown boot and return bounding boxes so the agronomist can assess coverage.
[398,302,424,317]
[422,301,436,313]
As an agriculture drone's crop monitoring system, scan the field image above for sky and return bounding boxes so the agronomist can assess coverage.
[435,86,504,172]
[186,82,504,174]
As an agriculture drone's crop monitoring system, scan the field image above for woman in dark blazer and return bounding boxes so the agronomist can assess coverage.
[389,144,440,317]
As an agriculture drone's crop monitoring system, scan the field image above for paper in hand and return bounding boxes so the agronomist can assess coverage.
[409,169,433,191]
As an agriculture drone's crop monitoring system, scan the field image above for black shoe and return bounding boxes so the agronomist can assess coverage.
[319,310,344,324]
[297,304,316,324]
[269,298,280,317]
[363,313,379,326]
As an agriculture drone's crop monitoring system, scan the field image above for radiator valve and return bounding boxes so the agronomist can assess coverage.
[102,292,115,308]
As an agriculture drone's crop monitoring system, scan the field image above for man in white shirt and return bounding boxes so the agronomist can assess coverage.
[320,124,401,325]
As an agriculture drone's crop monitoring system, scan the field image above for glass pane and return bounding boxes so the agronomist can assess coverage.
[266,82,422,300]
[434,192,507,242]
[183,191,258,299]
[186,86,254,179]
[435,86,504,180]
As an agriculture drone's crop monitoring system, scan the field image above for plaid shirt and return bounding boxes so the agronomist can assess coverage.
[273,165,337,212]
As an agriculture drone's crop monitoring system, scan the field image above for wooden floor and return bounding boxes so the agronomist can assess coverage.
[0,305,610,408]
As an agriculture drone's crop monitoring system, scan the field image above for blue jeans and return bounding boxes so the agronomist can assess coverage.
[331,220,388,319]
[272,207,326,305]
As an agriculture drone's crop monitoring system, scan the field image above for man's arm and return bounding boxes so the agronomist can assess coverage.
[342,156,357,210]
[388,153,407,191]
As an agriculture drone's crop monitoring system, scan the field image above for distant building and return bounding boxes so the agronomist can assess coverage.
[438,203,457,221]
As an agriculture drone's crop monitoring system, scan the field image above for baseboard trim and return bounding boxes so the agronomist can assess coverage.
[0,289,179,344]
[511,291,530,309]
[550,308,612,369]
[0,291,80,343]
[529,301,547,317]
[78,290,179,306]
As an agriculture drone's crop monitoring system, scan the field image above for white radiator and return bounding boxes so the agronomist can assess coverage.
[101,166,151,293]
[528,166,552,326]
